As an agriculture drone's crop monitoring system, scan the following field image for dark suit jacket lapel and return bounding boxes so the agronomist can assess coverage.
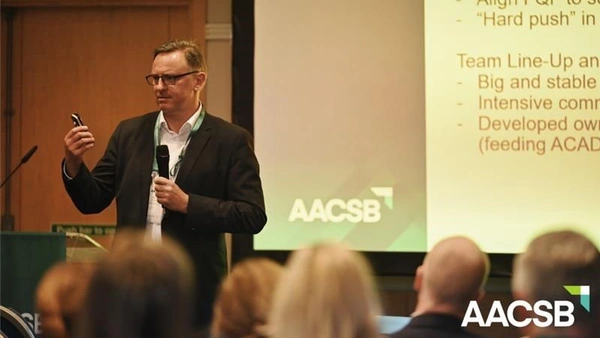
[175,108,214,186]
[133,112,159,225]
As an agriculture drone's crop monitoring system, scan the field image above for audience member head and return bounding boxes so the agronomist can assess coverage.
[36,262,96,338]
[211,257,283,338]
[413,236,490,318]
[512,229,600,338]
[269,242,382,338]
[76,229,195,338]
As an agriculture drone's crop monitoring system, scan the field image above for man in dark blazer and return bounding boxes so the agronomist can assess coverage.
[389,236,489,338]
[62,40,266,330]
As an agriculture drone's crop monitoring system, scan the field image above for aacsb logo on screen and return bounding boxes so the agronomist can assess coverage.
[288,187,393,223]
[461,285,591,328]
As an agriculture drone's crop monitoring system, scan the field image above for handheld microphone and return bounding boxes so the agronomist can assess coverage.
[156,145,170,179]
[1,145,38,188]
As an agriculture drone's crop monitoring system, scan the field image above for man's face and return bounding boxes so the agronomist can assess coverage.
[150,50,205,115]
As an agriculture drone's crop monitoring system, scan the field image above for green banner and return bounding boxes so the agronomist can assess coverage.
[0,232,66,335]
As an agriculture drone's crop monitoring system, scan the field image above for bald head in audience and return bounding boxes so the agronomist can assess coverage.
[389,236,489,338]
[512,229,600,338]
[413,236,490,318]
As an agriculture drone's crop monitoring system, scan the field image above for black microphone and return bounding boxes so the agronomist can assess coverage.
[156,145,170,179]
[1,145,38,188]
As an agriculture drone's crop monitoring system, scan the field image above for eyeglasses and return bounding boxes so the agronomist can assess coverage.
[145,71,199,86]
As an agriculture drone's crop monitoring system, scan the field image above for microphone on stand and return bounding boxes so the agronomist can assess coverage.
[1,145,38,188]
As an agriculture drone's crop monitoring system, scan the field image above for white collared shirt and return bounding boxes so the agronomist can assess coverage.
[146,105,202,241]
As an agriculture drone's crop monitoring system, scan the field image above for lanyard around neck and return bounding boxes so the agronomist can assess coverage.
[152,110,204,173]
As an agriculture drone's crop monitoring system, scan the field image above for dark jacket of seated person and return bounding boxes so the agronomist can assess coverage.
[387,313,484,338]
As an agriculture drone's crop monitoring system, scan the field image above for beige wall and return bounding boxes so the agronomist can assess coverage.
[206,0,231,121]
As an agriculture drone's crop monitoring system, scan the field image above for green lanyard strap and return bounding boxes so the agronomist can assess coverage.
[151,109,204,174]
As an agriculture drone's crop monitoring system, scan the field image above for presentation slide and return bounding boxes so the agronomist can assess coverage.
[253,0,599,254]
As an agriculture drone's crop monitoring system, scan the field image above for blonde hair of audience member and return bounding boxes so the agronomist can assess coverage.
[269,242,382,338]
[512,229,600,338]
[413,236,490,318]
[36,262,96,338]
[211,258,283,338]
[76,229,195,338]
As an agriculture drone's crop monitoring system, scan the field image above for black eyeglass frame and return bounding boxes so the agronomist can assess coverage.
[145,70,200,86]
